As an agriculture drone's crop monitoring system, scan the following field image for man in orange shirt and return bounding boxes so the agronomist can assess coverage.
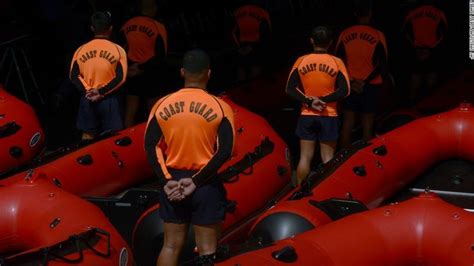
[69,11,127,140]
[336,2,388,148]
[286,26,350,185]
[232,2,271,82]
[121,0,168,127]
[144,49,235,266]
[402,1,447,103]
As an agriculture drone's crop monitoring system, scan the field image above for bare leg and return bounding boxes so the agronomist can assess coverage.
[82,131,94,140]
[157,223,189,266]
[194,223,221,255]
[361,113,375,142]
[320,140,337,164]
[296,139,316,185]
[124,95,140,128]
[340,110,356,149]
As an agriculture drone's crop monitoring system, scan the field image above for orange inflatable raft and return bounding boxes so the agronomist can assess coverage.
[0,86,44,174]
[0,172,133,265]
[218,193,474,265]
[246,103,474,246]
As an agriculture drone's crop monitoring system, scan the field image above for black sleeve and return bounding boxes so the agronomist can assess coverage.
[98,61,125,95]
[144,117,168,187]
[69,61,87,93]
[233,24,240,46]
[402,20,414,45]
[285,69,313,105]
[436,19,447,44]
[259,20,271,44]
[335,42,347,63]
[320,72,349,103]
[140,35,166,70]
[118,31,127,48]
[192,117,234,186]
[364,42,388,83]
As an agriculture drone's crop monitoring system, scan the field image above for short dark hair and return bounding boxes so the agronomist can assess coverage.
[182,49,210,74]
[91,11,112,33]
[311,26,332,47]
[354,0,372,17]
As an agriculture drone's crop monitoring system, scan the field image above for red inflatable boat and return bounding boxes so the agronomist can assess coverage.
[376,69,474,135]
[0,123,153,197]
[0,96,291,265]
[246,103,474,245]
[0,86,44,174]
[0,171,133,265]
[218,193,474,265]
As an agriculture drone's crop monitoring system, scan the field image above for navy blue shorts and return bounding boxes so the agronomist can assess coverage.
[159,169,227,225]
[295,115,339,142]
[76,94,123,134]
[343,83,381,113]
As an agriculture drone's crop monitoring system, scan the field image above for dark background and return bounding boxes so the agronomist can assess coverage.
[0,0,471,152]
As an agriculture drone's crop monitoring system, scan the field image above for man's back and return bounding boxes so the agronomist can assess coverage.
[150,88,233,170]
[234,5,271,44]
[121,16,167,64]
[403,5,447,48]
[71,38,127,92]
[336,25,387,84]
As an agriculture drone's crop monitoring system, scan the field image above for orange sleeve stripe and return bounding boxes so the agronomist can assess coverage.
[156,145,171,179]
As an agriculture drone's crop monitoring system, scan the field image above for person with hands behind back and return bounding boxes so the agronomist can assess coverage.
[69,11,128,140]
[144,49,235,266]
[286,26,350,185]
[336,0,388,149]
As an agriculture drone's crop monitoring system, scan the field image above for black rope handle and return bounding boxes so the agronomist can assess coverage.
[45,235,84,264]
[82,228,111,258]
[239,154,254,175]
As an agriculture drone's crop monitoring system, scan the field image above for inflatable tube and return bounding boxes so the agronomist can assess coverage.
[375,108,422,135]
[249,103,474,244]
[375,69,474,134]
[0,123,153,197]
[132,96,292,266]
[0,171,133,265]
[0,86,44,174]
[415,69,474,114]
[218,193,474,265]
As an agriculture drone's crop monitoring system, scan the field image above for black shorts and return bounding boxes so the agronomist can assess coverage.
[295,115,339,142]
[343,83,381,114]
[76,94,123,134]
[159,169,227,225]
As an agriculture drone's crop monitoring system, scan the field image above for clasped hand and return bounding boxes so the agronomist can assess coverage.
[85,89,104,102]
[308,96,326,111]
[164,178,197,202]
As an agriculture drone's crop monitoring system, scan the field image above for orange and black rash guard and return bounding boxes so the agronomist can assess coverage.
[335,25,388,85]
[402,5,447,48]
[69,38,127,96]
[233,5,271,46]
[286,52,350,117]
[144,88,235,187]
[120,16,167,68]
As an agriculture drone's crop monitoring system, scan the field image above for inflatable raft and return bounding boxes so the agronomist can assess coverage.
[218,193,474,265]
[376,69,474,135]
[0,172,133,265]
[0,123,153,197]
[246,103,474,245]
[0,86,44,174]
[0,96,291,265]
